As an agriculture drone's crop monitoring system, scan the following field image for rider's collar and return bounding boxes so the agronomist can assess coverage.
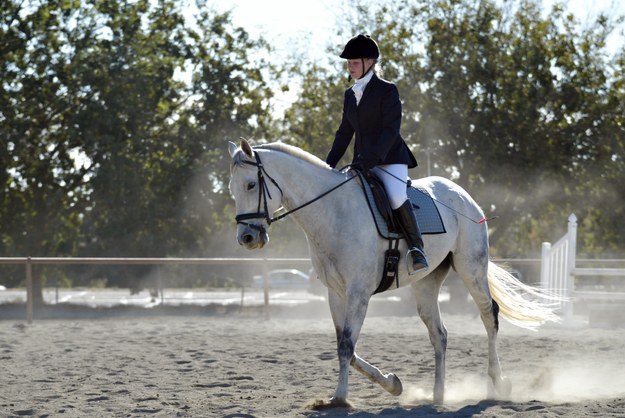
[353,70,374,92]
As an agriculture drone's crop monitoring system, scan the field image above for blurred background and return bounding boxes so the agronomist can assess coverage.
[1,0,624,318]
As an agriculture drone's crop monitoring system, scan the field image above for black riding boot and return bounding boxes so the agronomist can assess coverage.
[393,200,428,274]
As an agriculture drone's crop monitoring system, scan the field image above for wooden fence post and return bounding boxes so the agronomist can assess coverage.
[26,257,33,324]
[262,262,270,320]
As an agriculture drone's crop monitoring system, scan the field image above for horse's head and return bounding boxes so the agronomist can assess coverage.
[228,138,283,249]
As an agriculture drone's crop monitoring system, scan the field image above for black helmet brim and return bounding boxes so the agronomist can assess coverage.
[339,34,380,59]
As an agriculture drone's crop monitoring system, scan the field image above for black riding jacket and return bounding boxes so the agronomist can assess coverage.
[326,73,417,169]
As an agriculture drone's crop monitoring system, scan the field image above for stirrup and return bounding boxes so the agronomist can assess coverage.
[407,248,428,275]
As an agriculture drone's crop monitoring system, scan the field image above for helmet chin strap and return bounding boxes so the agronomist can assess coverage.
[358,58,374,80]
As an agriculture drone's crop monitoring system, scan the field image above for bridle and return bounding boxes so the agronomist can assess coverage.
[234,149,358,234]
[234,150,283,233]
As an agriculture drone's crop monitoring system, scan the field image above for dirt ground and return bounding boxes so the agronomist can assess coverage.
[1,304,625,417]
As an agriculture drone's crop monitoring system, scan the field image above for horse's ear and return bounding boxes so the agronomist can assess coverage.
[228,141,239,158]
[240,137,253,158]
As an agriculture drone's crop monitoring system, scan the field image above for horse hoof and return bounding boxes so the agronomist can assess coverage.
[496,376,512,398]
[487,375,512,400]
[308,397,352,411]
[385,373,403,396]
[330,396,352,408]
[433,389,444,405]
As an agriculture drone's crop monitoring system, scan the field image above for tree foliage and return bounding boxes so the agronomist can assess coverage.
[1,0,624,293]
[420,0,625,256]
[283,0,625,257]
[0,0,274,288]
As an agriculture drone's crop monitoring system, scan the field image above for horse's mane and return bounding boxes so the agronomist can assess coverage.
[233,141,329,169]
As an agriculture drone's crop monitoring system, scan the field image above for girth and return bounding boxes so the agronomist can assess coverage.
[353,169,402,294]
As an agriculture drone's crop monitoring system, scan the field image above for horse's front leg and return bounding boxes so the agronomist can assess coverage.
[351,354,403,396]
[327,288,369,406]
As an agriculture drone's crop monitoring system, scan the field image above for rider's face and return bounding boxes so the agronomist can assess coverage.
[347,58,374,80]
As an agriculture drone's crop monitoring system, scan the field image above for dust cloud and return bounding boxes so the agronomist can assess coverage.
[402,348,625,407]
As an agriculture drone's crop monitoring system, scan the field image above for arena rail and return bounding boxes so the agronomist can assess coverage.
[540,214,625,323]
[0,257,312,324]
[0,256,567,324]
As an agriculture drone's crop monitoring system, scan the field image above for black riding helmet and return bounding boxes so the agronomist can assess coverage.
[339,34,380,80]
[339,34,380,59]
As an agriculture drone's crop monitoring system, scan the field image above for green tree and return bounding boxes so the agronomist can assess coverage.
[421,0,624,256]
[72,1,276,286]
[281,0,625,257]
[282,63,346,159]
[1,0,89,299]
[0,0,276,294]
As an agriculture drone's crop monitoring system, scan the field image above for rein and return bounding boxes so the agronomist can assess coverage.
[377,167,499,225]
[235,150,358,232]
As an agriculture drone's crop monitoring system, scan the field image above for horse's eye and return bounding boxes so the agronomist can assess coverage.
[246,181,256,191]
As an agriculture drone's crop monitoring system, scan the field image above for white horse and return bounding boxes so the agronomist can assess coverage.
[228,139,559,407]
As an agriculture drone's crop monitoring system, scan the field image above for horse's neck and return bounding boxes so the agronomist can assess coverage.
[262,151,358,223]
[261,150,376,287]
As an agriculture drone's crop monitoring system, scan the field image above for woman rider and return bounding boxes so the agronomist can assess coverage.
[325,34,428,274]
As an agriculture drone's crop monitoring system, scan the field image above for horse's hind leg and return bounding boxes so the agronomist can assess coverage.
[454,254,511,399]
[482,299,511,398]
[411,258,451,404]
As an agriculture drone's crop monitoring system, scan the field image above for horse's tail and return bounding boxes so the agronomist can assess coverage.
[487,261,562,330]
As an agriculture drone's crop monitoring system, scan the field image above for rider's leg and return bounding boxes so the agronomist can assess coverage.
[371,164,409,210]
[371,164,428,274]
[393,199,428,273]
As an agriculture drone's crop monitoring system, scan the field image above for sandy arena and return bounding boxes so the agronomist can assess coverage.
[1,304,625,417]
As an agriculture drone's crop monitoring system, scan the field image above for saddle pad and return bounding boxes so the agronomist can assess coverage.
[407,186,446,235]
[361,176,446,239]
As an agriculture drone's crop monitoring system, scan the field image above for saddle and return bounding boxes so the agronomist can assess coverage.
[354,169,446,294]
[355,170,446,238]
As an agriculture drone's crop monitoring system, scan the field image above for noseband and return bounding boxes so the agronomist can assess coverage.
[235,150,283,233]
[234,148,358,233]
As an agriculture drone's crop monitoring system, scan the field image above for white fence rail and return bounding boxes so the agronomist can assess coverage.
[0,257,312,323]
[540,214,625,322]
[5,239,623,325]
[540,214,576,318]
[1,256,538,323]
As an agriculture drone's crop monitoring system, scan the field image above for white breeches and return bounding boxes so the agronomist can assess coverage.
[371,164,409,210]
